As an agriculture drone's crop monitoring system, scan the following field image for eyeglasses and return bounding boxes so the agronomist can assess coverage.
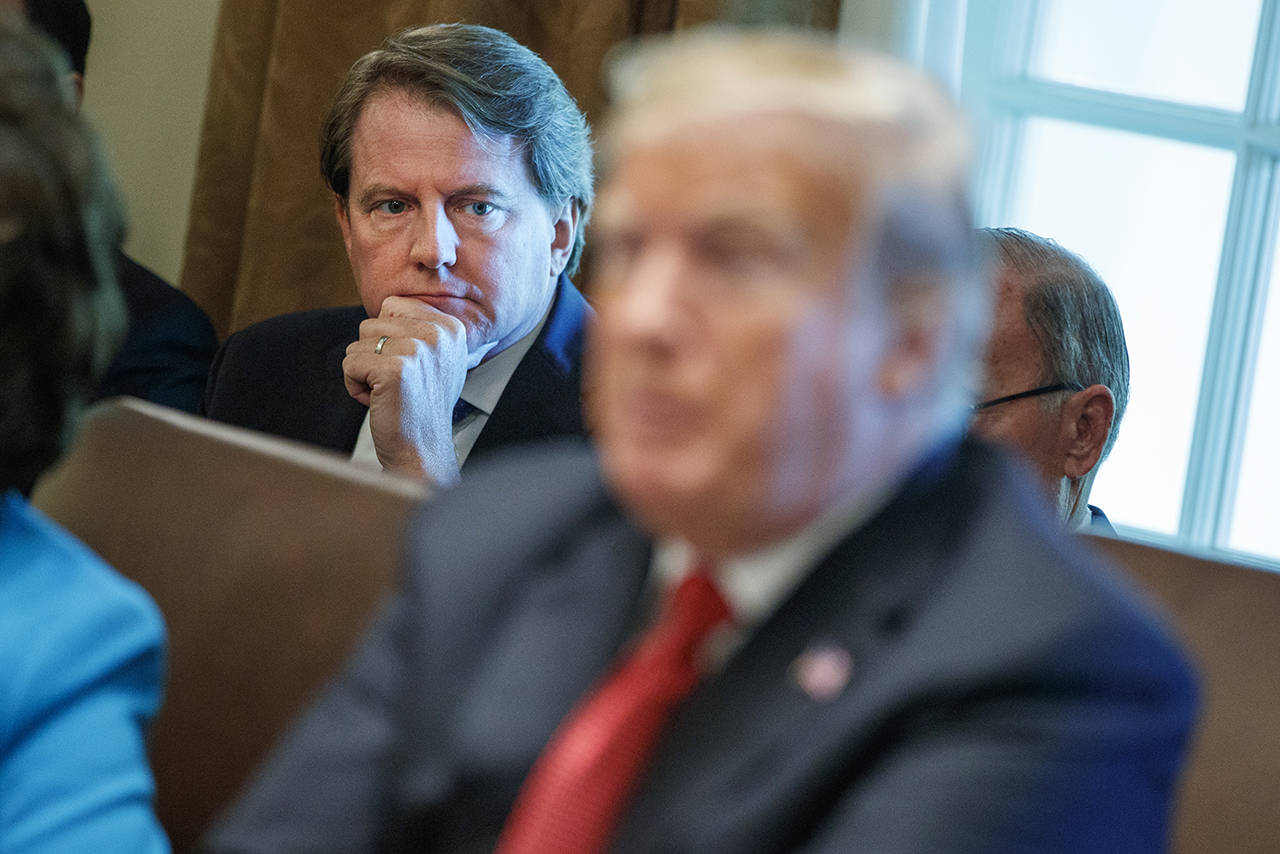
[971,383,1084,413]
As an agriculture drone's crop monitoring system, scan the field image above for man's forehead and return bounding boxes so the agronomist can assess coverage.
[599,192,815,257]
[352,88,520,157]
[992,265,1035,325]
[600,112,867,229]
[348,88,533,188]
[609,109,865,173]
[985,272,1043,373]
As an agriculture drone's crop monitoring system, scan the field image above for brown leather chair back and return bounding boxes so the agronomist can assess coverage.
[32,398,425,851]
[1088,534,1280,854]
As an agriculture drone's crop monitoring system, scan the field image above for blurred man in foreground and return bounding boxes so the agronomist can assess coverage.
[971,227,1129,533]
[205,29,1194,854]
[203,24,593,486]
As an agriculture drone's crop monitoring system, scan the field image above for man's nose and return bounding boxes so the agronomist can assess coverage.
[410,206,459,270]
[608,244,688,343]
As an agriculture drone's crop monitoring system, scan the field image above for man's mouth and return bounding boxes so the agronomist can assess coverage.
[414,293,473,313]
[620,390,698,441]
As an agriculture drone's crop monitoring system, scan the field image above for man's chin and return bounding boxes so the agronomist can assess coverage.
[601,444,709,531]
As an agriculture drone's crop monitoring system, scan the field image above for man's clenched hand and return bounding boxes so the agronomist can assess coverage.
[343,296,469,486]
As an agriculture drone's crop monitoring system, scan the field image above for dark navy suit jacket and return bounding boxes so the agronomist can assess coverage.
[98,252,218,414]
[1088,504,1117,535]
[201,275,591,461]
[204,438,1196,854]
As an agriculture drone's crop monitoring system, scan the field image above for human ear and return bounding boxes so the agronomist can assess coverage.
[1061,384,1115,479]
[548,199,578,277]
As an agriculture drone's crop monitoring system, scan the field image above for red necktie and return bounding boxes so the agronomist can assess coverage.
[495,560,732,854]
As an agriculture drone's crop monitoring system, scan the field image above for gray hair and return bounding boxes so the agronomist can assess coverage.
[319,23,594,275]
[979,227,1130,460]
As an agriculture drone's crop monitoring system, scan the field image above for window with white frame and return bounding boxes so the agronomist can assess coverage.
[957,0,1280,566]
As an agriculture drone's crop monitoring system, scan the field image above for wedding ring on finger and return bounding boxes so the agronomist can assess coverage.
[374,335,391,355]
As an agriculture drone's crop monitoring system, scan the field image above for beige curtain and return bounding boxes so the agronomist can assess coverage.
[179,0,840,337]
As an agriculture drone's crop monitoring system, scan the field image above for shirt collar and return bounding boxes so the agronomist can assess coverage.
[647,432,966,628]
[650,484,896,631]
[459,308,549,416]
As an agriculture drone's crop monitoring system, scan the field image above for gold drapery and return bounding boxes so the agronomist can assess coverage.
[179,0,840,337]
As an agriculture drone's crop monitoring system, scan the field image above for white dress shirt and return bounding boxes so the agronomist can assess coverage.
[648,480,899,672]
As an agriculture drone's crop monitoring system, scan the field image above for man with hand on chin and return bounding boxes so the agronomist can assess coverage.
[203,23,593,486]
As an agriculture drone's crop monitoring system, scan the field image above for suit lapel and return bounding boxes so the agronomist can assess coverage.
[319,329,368,452]
[615,442,971,852]
[393,454,652,850]
[436,497,653,834]
[468,276,590,461]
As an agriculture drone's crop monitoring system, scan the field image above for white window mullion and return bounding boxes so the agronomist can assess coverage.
[894,0,969,95]
[962,0,1038,226]
[959,0,1037,111]
[985,80,1242,150]
[970,113,1023,226]
[1180,150,1279,546]
[1183,0,1280,547]
[1216,156,1280,548]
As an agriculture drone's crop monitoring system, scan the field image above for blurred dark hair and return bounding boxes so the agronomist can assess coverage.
[22,0,90,76]
[320,23,593,275]
[0,12,124,493]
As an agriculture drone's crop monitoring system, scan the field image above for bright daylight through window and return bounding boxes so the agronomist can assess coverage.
[960,0,1279,564]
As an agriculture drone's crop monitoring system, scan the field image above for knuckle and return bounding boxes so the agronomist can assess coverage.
[439,314,466,338]
[411,338,435,360]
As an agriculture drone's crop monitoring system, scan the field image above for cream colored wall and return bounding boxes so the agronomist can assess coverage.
[82,0,220,285]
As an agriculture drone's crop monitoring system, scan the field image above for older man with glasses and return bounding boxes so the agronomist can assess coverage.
[970,227,1129,533]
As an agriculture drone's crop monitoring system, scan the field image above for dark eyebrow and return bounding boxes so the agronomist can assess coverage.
[353,183,516,210]
[449,184,516,204]
[355,184,413,210]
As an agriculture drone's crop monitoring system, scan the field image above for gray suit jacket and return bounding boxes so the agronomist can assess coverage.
[204,438,1196,853]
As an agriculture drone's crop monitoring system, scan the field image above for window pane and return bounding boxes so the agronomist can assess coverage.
[1229,262,1280,559]
[1031,0,1261,112]
[1004,118,1234,534]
